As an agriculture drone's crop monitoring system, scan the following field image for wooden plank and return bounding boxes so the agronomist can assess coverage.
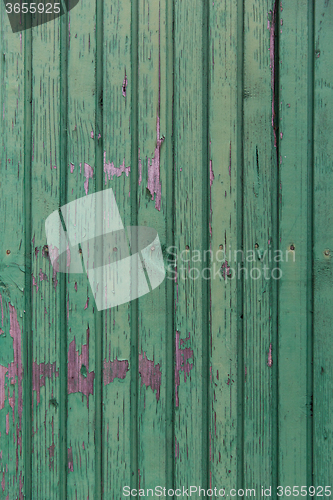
[278,0,311,488]
[0,6,29,499]
[30,17,62,500]
[137,0,168,490]
[209,0,243,492]
[313,0,333,486]
[102,0,132,494]
[242,0,277,491]
[65,0,98,497]
[173,0,209,489]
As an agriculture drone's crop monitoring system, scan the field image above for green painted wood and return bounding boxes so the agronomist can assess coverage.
[1,0,333,498]
[313,0,333,486]
[209,0,242,492]
[137,0,168,489]
[31,18,62,499]
[0,9,28,499]
[242,0,277,493]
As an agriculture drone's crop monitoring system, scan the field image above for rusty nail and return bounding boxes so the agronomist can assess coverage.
[6,250,11,255]
[219,244,223,250]
[324,249,330,257]
[290,244,295,251]
[255,243,259,249]
[185,245,190,251]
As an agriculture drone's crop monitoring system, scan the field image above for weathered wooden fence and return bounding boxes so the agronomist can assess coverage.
[0,0,332,498]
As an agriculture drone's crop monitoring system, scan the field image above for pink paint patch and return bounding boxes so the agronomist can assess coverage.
[33,362,59,405]
[147,116,165,211]
[84,163,94,195]
[74,282,78,292]
[39,269,48,282]
[6,413,9,435]
[138,352,161,402]
[70,163,75,174]
[0,329,4,336]
[91,131,94,139]
[84,298,89,310]
[8,305,23,430]
[103,153,130,184]
[103,358,129,385]
[32,276,39,292]
[68,446,74,472]
[1,471,5,492]
[175,331,193,407]
[67,328,95,406]
[267,343,273,367]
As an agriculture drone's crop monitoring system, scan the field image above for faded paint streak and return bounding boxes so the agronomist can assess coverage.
[103,358,129,385]
[7,305,23,432]
[68,328,95,406]
[104,153,130,184]
[138,352,161,402]
[175,331,194,407]
[147,115,165,211]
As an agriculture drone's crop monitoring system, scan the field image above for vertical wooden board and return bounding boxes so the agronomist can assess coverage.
[242,0,276,490]
[209,0,241,492]
[31,19,61,500]
[66,1,97,497]
[173,0,208,488]
[278,0,310,487]
[0,8,26,499]
[137,0,167,489]
[313,0,333,485]
[102,0,132,494]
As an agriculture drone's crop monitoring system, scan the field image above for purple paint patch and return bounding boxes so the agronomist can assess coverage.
[39,269,48,282]
[103,358,129,385]
[210,160,214,187]
[147,116,165,211]
[138,352,161,402]
[267,343,273,367]
[68,446,74,472]
[84,163,94,195]
[103,153,130,184]
[67,328,95,406]
[175,332,193,407]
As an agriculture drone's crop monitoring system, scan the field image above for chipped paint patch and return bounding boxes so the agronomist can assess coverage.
[103,153,130,184]
[68,446,74,472]
[267,343,273,367]
[175,332,194,407]
[103,358,129,385]
[138,352,161,401]
[84,163,94,195]
[68,328,95,406]
[147,116,165,211]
